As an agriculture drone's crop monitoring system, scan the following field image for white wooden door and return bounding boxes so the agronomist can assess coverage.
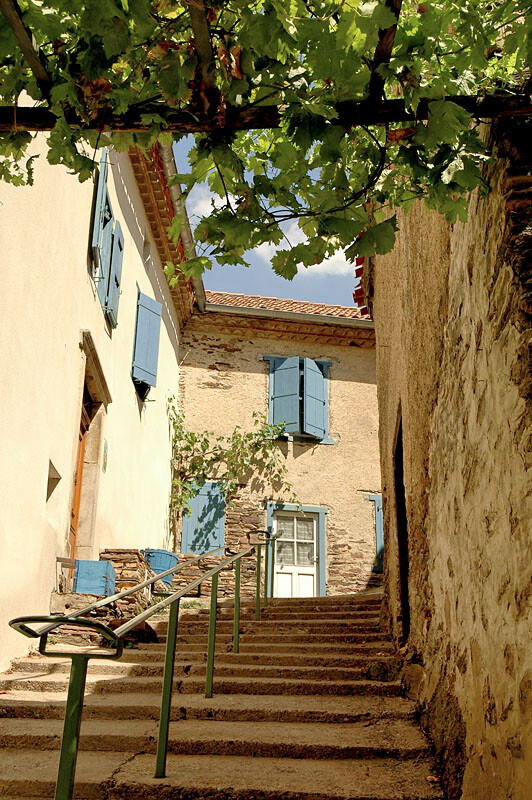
[273,515,317,598]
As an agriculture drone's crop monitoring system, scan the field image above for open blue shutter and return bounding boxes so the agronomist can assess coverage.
[132,291,162,388]
[272,356,300,433]
[372,494,384,573]
[105,221,124,327]
[303,357,326,439]
[181,482,225,554]
[91,148,113,307]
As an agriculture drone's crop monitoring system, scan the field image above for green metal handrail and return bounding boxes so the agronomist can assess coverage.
[8,529,281,799]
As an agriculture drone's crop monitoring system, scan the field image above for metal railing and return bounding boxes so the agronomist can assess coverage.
[8,530,280,800]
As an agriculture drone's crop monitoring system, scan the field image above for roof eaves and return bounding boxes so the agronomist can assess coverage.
[204,301,375,330]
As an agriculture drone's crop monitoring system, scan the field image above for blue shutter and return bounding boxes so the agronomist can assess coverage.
[181,482,226,554]
[132,291,162,390]
[303,357,326,439]
[370,494,384,573]
[272,356,300,433]
[91,148,113,307]
[105,221,124,327]
[73,560,116,596]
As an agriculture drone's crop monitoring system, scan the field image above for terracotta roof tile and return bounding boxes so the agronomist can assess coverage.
[204,291,371,320]
[128,145,195,327]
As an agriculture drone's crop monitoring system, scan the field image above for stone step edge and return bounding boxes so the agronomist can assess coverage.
[0,751,444,800]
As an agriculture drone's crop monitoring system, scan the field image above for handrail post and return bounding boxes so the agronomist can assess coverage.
[205,572,218,698]
[269,536,275,600]
[263,537,270,608]
[255,544,262,621]
[155,597,180,778]
[54,654,88,800]
[233,557,241,653]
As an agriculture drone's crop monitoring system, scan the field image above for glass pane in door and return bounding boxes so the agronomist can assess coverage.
[276,541,295,565]
[296,518,314,540]
[277,517,294,540]
[296,542,314,566]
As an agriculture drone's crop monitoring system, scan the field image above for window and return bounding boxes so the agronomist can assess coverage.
[264,356,331,441]
[91,148,124,328]
[181,482,226,554]
[131,290,162,400]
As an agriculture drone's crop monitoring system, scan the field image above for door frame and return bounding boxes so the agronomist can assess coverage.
[68,404,90,574]
[273,512,318,598]
[265,502,327,597]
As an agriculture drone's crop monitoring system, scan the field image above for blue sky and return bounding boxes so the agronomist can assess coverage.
[172,140,357,306]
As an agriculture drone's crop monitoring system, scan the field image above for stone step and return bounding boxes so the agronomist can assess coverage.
[0,691,416,724]
[158,631,388,644]
[222,593,382,607]
[8,657,396,682]
[0,671,403,697]
[152,619,383,634]
[0,750,444,799]
[140,640,393,655]
[118,650,397,668]
[0,717,431,760]
[219,610,382,621]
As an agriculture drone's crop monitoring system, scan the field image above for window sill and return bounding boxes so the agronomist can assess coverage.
[277,435,336,446]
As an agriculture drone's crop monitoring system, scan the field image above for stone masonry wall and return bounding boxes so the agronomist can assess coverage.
[372,121,532,800]
[177,323,381,598]
[172,493,262,599]
[50,550,167,645]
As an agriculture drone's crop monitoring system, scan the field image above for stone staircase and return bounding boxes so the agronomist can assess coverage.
[0,588,444,799]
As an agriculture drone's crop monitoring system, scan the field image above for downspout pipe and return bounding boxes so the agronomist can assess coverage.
[158,143,206,313]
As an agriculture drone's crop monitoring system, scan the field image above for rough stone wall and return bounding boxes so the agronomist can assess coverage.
[49,550,167,645]
[172,493,262,599]
[177,322,381,598]
[370,203,450,646]
[372,121,532,800]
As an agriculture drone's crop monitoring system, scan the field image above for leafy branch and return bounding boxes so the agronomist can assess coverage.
[0,0,531,273]
[167,398,297,522]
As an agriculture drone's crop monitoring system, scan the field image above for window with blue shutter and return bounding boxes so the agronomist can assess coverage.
[105,221,124,327]
[181,482,226,554]
[369,494,384,573]
[131,290,162,400]
[271,356,300,433]
[265,356,330,441]
[303,357,326,438]
[90,148,123,328]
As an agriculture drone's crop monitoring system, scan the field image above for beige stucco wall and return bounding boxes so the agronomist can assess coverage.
[179,318,381,595]
[0,142,181,669]
[372,125,531,800]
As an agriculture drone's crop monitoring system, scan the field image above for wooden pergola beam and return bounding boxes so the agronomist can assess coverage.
[0,0,50,93]
[367,0,403,102]
[1,94,531,134]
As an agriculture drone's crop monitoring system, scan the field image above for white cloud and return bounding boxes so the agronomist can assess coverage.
[254,221,353,279]
[299,250,354,277]
[186,183,213,222]
[186,183,238,226]
[185,188,354,280]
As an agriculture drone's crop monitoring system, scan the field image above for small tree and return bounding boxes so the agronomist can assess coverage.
[167,398,296,548]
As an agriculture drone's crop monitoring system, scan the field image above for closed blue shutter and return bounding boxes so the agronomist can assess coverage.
[272,356,300,433]
[303,357,326,438]
[132,291,162,392]
[91,148,113,307]
[73,560,116,596]
[181,482,226,554]
[105,221,124,327]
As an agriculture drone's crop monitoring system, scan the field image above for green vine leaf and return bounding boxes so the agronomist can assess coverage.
[1,1,531,268]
